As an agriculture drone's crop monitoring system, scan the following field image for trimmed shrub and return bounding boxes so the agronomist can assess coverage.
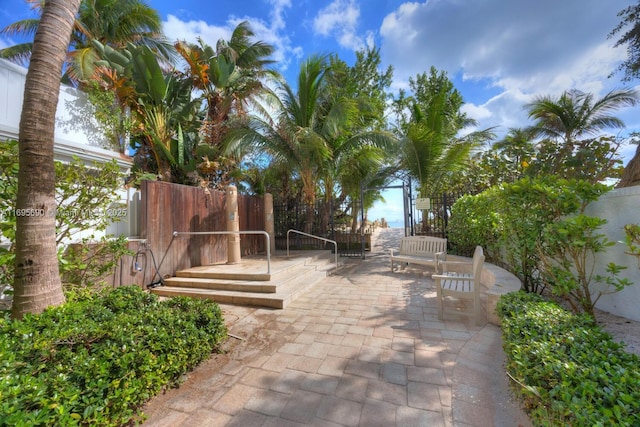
[448,176,611,296]
[0,286,226,426]
[497,292,640,426]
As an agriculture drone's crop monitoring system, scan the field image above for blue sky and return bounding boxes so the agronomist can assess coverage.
[1,0,639,223]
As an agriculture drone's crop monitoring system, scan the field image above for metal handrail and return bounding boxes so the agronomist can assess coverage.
[286,229,338,270]
[173,230,271,274]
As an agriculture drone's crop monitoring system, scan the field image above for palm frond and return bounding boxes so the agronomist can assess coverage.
[0,43,33,66]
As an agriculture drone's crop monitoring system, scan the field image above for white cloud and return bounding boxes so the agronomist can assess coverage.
[379,0,635,136]
[313,0,359,35]
[461,103,492,121]
[381,0,627,85]
[364,31,376,49]
[162,6,303,73]
[313,0,364,50]
[268,0,292,32]
[163,15,230,46]
[475,90,536,134]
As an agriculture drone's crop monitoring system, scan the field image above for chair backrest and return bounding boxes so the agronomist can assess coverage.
[472,246,485,282]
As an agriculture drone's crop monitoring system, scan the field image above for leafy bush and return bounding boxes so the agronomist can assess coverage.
[447,189,501,258]
[539,214,632,318]
[0,286,227,426]
[0,139,131,290]
[448,176,611,295]
[497,292,640,426]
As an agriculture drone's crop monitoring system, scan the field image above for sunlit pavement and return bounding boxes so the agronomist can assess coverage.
[142,228,531,427]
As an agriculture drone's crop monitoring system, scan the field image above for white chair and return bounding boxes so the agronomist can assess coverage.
[432,246,485,325]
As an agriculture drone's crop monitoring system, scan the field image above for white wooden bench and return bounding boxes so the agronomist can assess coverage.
[389,236,447,273]
[433,246,485,325]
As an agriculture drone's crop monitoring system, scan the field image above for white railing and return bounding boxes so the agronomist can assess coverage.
[286,229,338,270]
[173,230,271,274]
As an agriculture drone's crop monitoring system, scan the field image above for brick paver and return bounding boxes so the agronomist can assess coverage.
[142,229,532,426]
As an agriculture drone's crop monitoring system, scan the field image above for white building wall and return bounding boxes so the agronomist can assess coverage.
[0,58,136,239]
[0,59,130,168]
[0,60,25,138]
[585,185,640,321]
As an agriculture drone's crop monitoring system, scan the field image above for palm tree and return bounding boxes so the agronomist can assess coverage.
[224,55,332,206]
[398,101,493,197]
[526,88,639,178]
[527,88,639,143]
[93,41,203,183]
[176,21,276,146]
[1,0,172,85]
[321,51,395,204]
[226,54,394,200]
[225,54,397,236]
[394,68,494,197]
[12,0,82,319]
[175,22,275,186]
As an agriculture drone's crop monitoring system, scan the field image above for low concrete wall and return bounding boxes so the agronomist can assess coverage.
[443,255,522,325]
[481,263,522,325]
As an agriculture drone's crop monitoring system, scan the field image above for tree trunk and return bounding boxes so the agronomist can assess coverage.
[617,144,640,188]
[12,0,82,319]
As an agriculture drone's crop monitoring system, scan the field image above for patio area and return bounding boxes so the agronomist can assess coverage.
[141,228,531,426]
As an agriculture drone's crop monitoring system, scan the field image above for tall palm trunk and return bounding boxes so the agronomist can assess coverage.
[12,0,82,319]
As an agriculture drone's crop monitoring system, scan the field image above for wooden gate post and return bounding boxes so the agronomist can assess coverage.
[226,185,241,264]
[264,193,276,254]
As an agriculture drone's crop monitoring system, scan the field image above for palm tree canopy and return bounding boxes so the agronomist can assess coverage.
[395,68,494,196]
[176,21,276,147]
[526,88,639,143]
[0,0,173,84]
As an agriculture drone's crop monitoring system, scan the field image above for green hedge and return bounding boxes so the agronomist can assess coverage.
[497,292,640,426]
[0,286,227,426]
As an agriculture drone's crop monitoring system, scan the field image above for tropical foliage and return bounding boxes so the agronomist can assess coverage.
[525,88,638,181]
[224,50,396,232]
[3,0,639,319]
[445,88,638,194]
[448,176,624,313]
[0,0,172,85]
[498,292,640,426]
[0,287,227,426]
[392,67,494,197]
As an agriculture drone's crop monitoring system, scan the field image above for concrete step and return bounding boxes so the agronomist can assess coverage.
[152,269,330,309]
[174,251,335,281]
[162,277,279,293]
[164,262,325,293]
[150,251,337,309]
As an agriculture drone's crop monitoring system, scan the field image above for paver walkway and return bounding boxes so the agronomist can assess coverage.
[141,228,531,426]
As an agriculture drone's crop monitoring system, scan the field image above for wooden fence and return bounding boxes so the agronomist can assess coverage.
[114,181,265,288]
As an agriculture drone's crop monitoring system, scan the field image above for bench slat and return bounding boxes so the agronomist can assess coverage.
[441,277,473,292]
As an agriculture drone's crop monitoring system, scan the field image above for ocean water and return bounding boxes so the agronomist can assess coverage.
[385,220,404,228]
